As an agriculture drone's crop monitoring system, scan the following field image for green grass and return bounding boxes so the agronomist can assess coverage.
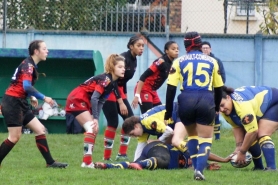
[0,130,277,185]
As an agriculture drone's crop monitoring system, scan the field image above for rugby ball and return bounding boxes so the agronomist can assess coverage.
[230,151,252,168]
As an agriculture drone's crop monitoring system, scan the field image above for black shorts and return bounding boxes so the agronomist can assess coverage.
[1,94,35,127]
[178,91,215,126]
[136,141,170,169]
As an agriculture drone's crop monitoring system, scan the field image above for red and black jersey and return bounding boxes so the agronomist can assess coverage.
[142,54,173,91]
[79,73,117,99]
[118,50,137,94]
[5,57,38,98]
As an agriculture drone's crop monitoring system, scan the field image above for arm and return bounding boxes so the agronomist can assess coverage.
[217,59,226,83]
[158,125,173,143]
[164,84,177,120]
[91,91,102,120]
[132,69,154,108]
[214,86,223,112]
[23,80,53,105]
[208,153,231,163]
[232,127,245,153]
[97,97,105,118]
[23,80,45,100]
[239,130,258,154]
[114,83,128,115]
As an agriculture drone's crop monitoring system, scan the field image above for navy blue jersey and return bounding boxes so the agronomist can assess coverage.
[139,141,191,169]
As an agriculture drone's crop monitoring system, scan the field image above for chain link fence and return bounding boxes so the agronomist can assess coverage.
[0,0,272,35]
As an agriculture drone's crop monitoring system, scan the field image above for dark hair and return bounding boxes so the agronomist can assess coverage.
[127,35,143,49]
[184,31,202,52]
[164,41,177,53]
[28,40,44,56]
[201,41,211,48]
[222,86,235,98]
[122,116,141,134]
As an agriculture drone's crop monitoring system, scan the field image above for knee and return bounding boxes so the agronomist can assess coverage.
[83,121,99,134]
[33,124,47,135]
[8,133,21,143]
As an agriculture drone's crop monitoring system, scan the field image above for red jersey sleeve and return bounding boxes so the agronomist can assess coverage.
[149,58,165,72]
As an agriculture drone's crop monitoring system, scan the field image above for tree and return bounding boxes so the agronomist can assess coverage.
[5,0,128,30]
[256,0,278,35]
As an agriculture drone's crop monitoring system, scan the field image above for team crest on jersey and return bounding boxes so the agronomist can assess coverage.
[155,58,164,66]
[151,121,157,130]
[169,67,176,74]
[144,94,149,100]
[80,102,86,108]
[101,76,111,87]
[242,114,254,125]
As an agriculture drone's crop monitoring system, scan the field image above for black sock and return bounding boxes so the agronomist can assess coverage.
[35,134,55,165]
[0,139,15,165]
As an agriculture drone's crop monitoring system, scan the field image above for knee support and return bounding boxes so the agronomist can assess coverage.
[83,121,96,133]
[259,136,275,149]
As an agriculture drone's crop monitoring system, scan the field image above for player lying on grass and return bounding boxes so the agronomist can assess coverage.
[94,139,231,170]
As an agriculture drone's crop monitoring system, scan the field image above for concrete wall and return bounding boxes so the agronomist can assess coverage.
[1,30,278,127]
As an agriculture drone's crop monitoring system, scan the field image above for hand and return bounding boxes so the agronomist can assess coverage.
[224,154,235,162]
[44,96,54,107]
[30,96,38,108]
[207,162,221,170]
[235,151,246,165]
[119,102,128,116]
[92,119,99,133]
[131,94,142,109]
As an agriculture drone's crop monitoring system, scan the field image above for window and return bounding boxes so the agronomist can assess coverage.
[236,1,255,16]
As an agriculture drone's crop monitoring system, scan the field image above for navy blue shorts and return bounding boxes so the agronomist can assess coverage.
[262,88,278,122]
[177,91,215,126]
[135,141,170,169]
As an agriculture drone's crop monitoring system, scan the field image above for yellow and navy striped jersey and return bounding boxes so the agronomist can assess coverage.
[221,86,273,133]
[138,105,168,142]
[167,51,223,91]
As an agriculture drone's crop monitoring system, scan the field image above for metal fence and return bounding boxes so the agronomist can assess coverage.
[0,0,273,35]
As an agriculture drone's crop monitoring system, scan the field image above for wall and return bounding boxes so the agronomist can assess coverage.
[1,31,278,122]
[181,0,266,34]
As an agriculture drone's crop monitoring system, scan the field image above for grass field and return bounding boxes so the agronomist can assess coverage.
[0,129,277,185]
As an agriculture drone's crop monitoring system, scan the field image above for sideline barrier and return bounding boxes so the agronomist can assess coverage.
[0,49,104,134]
